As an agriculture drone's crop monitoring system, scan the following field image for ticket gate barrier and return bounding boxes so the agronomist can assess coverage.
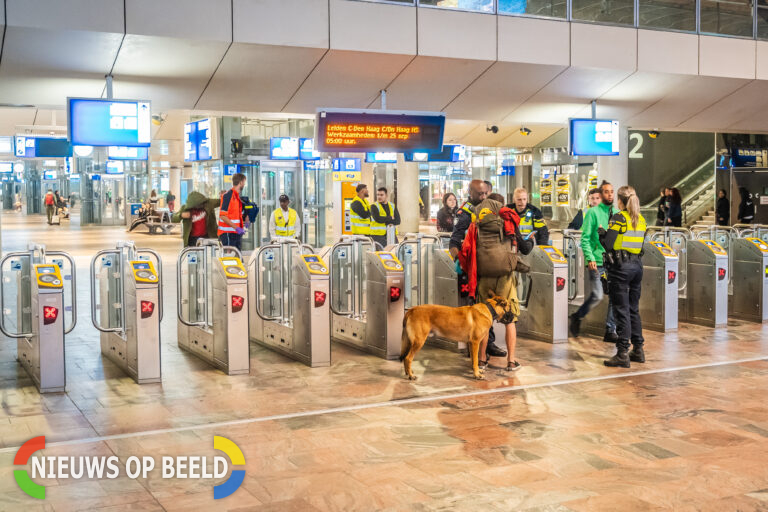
[516,246,569,343]
[396,234,465,352]
[680,239,729,327]
[639,239,678,332]
[90,242,163,384]
[729,236,768,323]
[0,245,76,392]
[691,225,734,293]
[326,236,405,359]
[177,240,249,375]
[733,224,768,243]
[249,239,331,367]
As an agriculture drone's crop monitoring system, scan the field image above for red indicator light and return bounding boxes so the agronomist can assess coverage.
[43,306,58,325]
[718,268,726,281]
[556,277,565,291]
[314,291,327,308]
[231,295,244,313]
[668,270,676,284]
[140,300,155,319]
[390,286,402,302]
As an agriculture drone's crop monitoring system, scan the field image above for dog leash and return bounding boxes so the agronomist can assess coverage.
[483,301,499,320]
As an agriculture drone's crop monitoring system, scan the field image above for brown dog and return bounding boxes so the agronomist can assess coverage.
[399,296,509,380]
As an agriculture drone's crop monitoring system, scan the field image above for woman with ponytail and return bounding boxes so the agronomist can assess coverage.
[599,185,647,368]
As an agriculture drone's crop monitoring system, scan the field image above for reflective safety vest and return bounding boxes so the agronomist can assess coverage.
[459,201,476,222]
[350,196,371,235]
[518,206,546,236]
[609,210,647,254]
[217,188,243,236]
[274,207,298,237]
[370,202,398,236]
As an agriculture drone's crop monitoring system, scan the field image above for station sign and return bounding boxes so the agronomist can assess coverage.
[14,136,71,158]
[68,98,151,147]
[108,146,148,160]
[185,118,218,162]
[270,137,299,160]
[315,108,445,152]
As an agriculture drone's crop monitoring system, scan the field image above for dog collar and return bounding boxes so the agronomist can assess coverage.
[484,301,499,320]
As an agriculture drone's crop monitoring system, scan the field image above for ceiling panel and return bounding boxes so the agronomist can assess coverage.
[442,119,480,145]
[197,43,327,112]
[0,26,122,106]
[283,50,413,113]
[445,61,566,122]
[627,75,748,129]
[111,35,230,110]
[370,56,492,112]
[0,107,36,134]
[678,80,768,132]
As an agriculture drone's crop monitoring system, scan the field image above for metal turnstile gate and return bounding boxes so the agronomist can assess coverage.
[326,236,405,359]
[640,235,679,332]
[249,239,331,367]
[516,246,569,343]
[177,240,249,375]
[396,234,465,351]
[682,239,729,327]
[0,244,76,392]
[729,236,768,322]
[90,242,163,383]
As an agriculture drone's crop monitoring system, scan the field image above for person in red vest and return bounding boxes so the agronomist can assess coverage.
[218,173,248,250]
[44,189,56,224]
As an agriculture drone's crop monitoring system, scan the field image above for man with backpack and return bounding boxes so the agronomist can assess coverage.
[459,192,533,371]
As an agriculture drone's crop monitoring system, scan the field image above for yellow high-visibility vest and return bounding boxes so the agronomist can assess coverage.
[274,207,298,237]
[350,196,371,235]
[609,210,647,254]
[370,202,398,236]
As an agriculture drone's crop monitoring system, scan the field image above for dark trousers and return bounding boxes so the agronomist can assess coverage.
[608,257,644,351]
[187,235,208,248]
[219,233,242,251]
[46,204,55,223]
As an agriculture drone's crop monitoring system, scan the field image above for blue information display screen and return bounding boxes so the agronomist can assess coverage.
[133,262,150,270]
[404,144,465,162]
[569,119,620,156]
[108,146,148,160]
[68,98,151,147]
[379,253,394,260]
[304,255,320,263]
[184,118,216,161]
[316,109,445,152]
[15,136,72,158]
[365,152,398,163]
[43,171,57,180]
[106,161,124,174]
[270,137,299,160]
[299,138,320,160]
[38,267,55,274]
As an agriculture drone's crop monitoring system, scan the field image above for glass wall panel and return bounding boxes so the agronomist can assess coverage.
[757,0,768,39]
[700,0,754,37]
[418,0,495,13]
[572,0,635,25]
[499,0,566,18]
[639,0,696,31]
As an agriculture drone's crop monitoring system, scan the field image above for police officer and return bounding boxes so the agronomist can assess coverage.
[369,187,400,248]
[269,194,300,239]
[449,179,507,359]
[600,185,647,368]
[349,184,371,236]
[508,187,549,246]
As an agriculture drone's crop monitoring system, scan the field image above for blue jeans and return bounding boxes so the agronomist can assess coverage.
[575,265,616,332]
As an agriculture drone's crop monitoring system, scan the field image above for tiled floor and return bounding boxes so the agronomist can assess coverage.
[1,213,767,511]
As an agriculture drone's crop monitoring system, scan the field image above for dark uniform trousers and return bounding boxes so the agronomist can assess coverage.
[607,255,644,351]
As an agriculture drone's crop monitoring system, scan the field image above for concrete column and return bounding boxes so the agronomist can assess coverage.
[596,125,629,188]
[396,154,420,234]
[169,167,181,205]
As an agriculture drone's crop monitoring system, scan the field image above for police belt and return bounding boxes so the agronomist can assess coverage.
[605,250,642,265]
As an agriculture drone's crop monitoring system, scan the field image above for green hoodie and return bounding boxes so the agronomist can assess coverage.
[580,202,614,266]
[171,191,220,246]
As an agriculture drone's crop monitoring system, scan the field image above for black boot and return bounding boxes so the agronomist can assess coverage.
[603,330,618,343]
[486,343,507,358]
[629,346,645,363]
[604,347,630,368]
[569,313,581,337]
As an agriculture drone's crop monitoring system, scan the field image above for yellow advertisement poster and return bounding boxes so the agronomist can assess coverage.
[540,178,553,206]
[588,169,598,188]
[556,176,570,206]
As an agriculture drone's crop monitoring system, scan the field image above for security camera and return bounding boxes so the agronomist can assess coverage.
[519,127,532,136]
[649,130,660,139]
[486,125,499,134]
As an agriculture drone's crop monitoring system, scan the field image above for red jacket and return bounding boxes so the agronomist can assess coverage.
[458,207,521,299]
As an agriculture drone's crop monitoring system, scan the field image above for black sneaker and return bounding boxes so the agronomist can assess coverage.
[505,361,522,372]
[569,313,581,337]
[603,330,619,343]
[486,343,507,358]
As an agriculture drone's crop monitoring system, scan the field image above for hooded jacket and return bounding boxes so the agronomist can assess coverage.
[172,192,220,246]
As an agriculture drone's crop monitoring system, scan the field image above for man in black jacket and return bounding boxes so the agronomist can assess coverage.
[716,189,730,226]
[508,187,549,246]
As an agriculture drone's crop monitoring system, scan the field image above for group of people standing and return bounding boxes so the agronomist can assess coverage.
[655,187,683,227]
[43,189,68,224]
[349,183,402,248]
[442,179,648,370]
